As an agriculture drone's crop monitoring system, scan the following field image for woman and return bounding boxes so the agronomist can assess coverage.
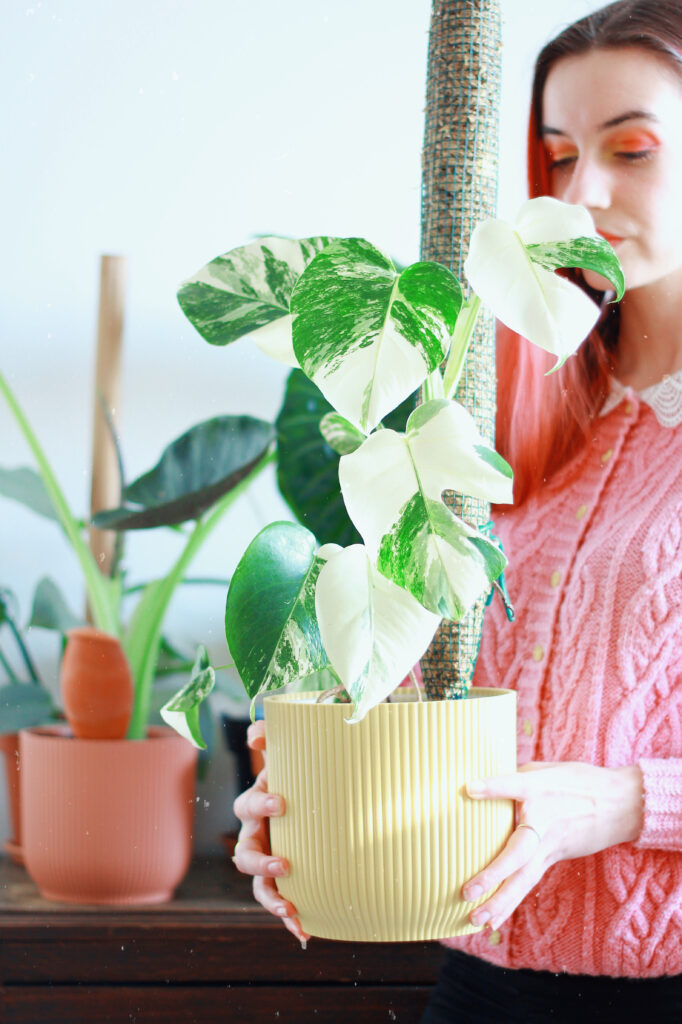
[234,1,682,1017]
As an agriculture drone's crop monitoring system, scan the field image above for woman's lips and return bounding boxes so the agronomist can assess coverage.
[597,231,625,245]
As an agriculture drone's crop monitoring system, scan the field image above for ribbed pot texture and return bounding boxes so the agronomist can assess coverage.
[19,725,197,905]
[265,688,516,942]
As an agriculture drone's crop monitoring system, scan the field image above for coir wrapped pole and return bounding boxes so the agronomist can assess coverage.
[419,0,502,699]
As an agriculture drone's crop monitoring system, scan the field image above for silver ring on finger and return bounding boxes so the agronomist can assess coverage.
[516,822,542,843]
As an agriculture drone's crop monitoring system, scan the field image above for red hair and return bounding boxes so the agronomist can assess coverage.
[496,0,682,506]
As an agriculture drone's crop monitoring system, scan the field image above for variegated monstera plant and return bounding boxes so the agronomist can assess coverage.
[179,197,623,723]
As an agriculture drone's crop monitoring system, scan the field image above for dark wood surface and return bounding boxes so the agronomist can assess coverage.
[0,855,444,1023]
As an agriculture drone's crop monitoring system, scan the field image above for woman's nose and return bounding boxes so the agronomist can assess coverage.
[560,158,611,209]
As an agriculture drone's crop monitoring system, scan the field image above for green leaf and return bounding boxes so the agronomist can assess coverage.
[0,466,59,522]
[29,577,83,632]
[92,416,275,530]
[177,236,336,361]
[160,644,216,749]
[319,413,366,456]
[0,682,56,733]
[275,371,360,547]
[291,239,462,431]
[525,236,625,301]
[377,495,506,619]
[225,522,331,700]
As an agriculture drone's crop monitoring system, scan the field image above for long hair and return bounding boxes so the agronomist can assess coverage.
[497,0,682,506]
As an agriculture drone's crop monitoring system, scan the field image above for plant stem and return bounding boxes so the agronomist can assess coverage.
[442,294,481,401]
[0,371,119,635]
[0,646,19,683]
[6,617,41,685]
[125,449,276,739]
[422,368,445,404]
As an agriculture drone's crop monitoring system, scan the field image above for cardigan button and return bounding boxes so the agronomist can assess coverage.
[601,448,613,464]
[522,719,534,736]
[576,504,588,520]
[489,929,502,946]
[532,644,544,662]
[550,570,561,588]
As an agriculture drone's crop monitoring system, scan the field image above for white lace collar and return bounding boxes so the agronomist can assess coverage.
[600,368,682,427]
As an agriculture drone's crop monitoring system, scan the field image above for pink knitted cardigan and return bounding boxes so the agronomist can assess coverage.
[444,387,682,978]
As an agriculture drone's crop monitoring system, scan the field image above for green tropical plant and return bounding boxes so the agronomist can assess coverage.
[0,587,58,735]
[0,374,275,747]
[179,197,624,722]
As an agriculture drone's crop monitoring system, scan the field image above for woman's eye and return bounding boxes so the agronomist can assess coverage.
[549,155,576,170]
[615,149,654,162]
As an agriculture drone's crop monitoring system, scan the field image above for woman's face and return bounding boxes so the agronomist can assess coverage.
[542,47,682,293]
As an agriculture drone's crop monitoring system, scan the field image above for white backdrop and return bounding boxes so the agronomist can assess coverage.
[0,0,603,852]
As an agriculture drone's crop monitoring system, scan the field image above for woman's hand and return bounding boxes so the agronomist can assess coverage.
[232,721,310,946]
[461,761,644,932]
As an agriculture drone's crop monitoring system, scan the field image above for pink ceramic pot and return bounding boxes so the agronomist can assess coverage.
[60,627,133,739]
[19,725,197,905]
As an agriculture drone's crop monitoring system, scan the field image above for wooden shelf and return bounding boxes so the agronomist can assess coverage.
[0,855,443,1022]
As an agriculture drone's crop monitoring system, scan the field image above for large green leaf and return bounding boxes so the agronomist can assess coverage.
[275,371,360,548]
[92,416,275,530]
[338,399,512,618]
[160,644,216,749]
[315,544,440,723]
[225,522,330,701]
[464,197,614,369]
[177,236,335,364]
[0,682,56,733]
[291,239,462,431]
[0,466,59,522]
[29,577,83,632]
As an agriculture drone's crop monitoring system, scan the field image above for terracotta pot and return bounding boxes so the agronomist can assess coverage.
[265,687,516,942]
[60,627,133,739]
[0,732,23,863]
[19,725,197,905]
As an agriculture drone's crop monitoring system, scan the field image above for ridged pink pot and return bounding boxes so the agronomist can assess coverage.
[19,725,197,905]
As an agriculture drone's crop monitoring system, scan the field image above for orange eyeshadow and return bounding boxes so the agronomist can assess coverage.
[604,131,660,152]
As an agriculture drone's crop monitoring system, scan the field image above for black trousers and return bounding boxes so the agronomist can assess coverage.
[420,950,682,1023]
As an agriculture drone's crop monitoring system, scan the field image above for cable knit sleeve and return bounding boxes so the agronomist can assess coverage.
[634,758,682,850]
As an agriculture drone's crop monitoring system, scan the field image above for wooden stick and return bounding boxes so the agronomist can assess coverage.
[89,255,126,586]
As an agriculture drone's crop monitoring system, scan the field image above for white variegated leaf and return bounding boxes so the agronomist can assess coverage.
[160,645,216,749]
[314,545,440,723]
[291,239,462,432]
[319,412,366,455]
[338,400,511,617]
[514,196,596,245]
[177,236,334,360]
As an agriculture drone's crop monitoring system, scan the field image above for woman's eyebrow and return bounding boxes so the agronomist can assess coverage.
[541,109,660,137]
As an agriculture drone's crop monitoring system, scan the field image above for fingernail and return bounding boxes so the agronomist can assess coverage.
[268,859,288,877]
[467,778,485,795]
[266,796,283,814]
[275,906,289,917]
[471,910,490,926]
[464,885,483,901]
[300,939,307,951]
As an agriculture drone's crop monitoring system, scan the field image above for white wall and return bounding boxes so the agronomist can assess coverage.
[0,0,603,853]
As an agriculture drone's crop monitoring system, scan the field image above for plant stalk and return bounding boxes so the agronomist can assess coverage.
[0,371,119,635]
[125,450,276,738]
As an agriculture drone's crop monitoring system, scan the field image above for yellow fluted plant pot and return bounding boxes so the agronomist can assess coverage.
[265,687,516,942]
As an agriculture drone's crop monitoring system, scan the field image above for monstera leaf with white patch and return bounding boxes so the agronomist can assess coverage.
[464,196,624,369]
[225,522,332,701]
[315,544,440,723]
[177,236,335,366]
[160,644,215,749]
[338,400,513,619]
[291,238,462,432]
